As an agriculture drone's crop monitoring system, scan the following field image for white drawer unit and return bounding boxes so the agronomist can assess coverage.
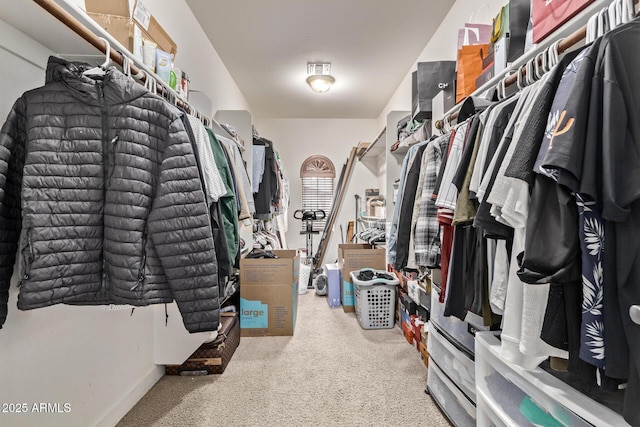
[430,284,486,355]
[476,388,508,427]
[427,358,476,427]
[475,332,630,427]
[427,322,476,402]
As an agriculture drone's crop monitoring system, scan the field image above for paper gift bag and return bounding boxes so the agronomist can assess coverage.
[532,0,594,43]
[457,24,493,49]
[456,44,488,104]
[508,0,532,62]
[412,61,457,120]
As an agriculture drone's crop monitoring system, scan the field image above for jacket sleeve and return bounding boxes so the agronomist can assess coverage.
[0,98,27,329]
[147,116,219,333]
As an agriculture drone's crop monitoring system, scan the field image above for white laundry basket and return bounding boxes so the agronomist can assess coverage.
[350,268,399,330]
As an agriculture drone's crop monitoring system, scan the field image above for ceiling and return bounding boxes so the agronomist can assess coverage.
[186,0,456,119]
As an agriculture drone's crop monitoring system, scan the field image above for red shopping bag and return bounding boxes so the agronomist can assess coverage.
[532,0,594,43]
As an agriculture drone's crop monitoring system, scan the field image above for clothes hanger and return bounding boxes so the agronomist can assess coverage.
[121,53,131,78]
[144,71,157,95]
[609,0,622,28]
[534,51,547,80]
[83,37,111,76]
[516,63,526,91]
[497,70,514,101]
[597,7,611,37]
[622,0,635,23]
[443,114,452,132]
[586,12,597,43]
[546,39,561,71]
[525,58,536,85]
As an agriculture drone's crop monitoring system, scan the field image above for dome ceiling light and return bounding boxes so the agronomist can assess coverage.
[306,63,335,93]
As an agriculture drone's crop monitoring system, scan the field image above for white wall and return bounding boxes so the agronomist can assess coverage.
[0,1,250,426]
[253,119,379,264]
[142,0,251,115]
[377,0,506,129]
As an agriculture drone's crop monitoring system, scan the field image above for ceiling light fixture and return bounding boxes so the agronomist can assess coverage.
[307,63,335,93]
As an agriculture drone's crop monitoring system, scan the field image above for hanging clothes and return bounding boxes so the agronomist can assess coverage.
[540,19,640,425]
[206,129,239,267]
[0,56,220,333]
[187,116,226,205]
[388,143,423,266]
[217,133,256,225]
[252,138,279,217]
[414,133,450,268]
[394,140,430,270]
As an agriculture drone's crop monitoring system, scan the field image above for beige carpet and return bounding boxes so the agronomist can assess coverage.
[117,292,449,427]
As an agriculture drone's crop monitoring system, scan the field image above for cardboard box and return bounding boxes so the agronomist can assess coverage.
[407,279,422,306]
[417,305,429,323]
[337,244,386,313]
[411,315,425,348]
[419,341,429,368]
[86,0,177,57]
[239,250,299,337]
[325,263,341,308]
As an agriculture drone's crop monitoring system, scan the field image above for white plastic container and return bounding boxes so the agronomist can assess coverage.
[427,357,476,427]
[428,322,476,402]
[475,332,628,427]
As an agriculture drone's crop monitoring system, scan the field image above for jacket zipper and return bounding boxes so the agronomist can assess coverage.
[97,82,108,294]
[132,234,147,291]
[18,228,33,287]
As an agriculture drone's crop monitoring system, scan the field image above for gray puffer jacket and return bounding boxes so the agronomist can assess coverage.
[0,56,219,333]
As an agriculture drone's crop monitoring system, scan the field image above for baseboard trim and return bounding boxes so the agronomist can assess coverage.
[93,366,164,427]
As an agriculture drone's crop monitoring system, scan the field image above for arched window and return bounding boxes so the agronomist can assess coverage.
[300,155,336,232]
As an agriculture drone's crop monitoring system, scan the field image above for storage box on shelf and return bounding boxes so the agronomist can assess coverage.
[427,356,476,427]
[474,332,629,427]
[85,0,177,57]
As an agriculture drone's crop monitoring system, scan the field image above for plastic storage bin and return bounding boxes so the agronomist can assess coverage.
[430,284,485,354]
[475,332,629,427]
[427,322,476,402]
[427,357,476,427]
[350,268,398,329]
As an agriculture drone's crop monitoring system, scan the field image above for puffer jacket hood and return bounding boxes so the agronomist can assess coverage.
[0,56,219,333]
[45,55,144,105]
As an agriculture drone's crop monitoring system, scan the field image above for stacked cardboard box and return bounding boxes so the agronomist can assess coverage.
[239,250,299,337]
[85,0,177,58]
[337,244,385,313]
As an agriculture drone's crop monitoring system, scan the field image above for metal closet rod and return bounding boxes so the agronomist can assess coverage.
[434,0,638,131]
[32,0,232,135]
